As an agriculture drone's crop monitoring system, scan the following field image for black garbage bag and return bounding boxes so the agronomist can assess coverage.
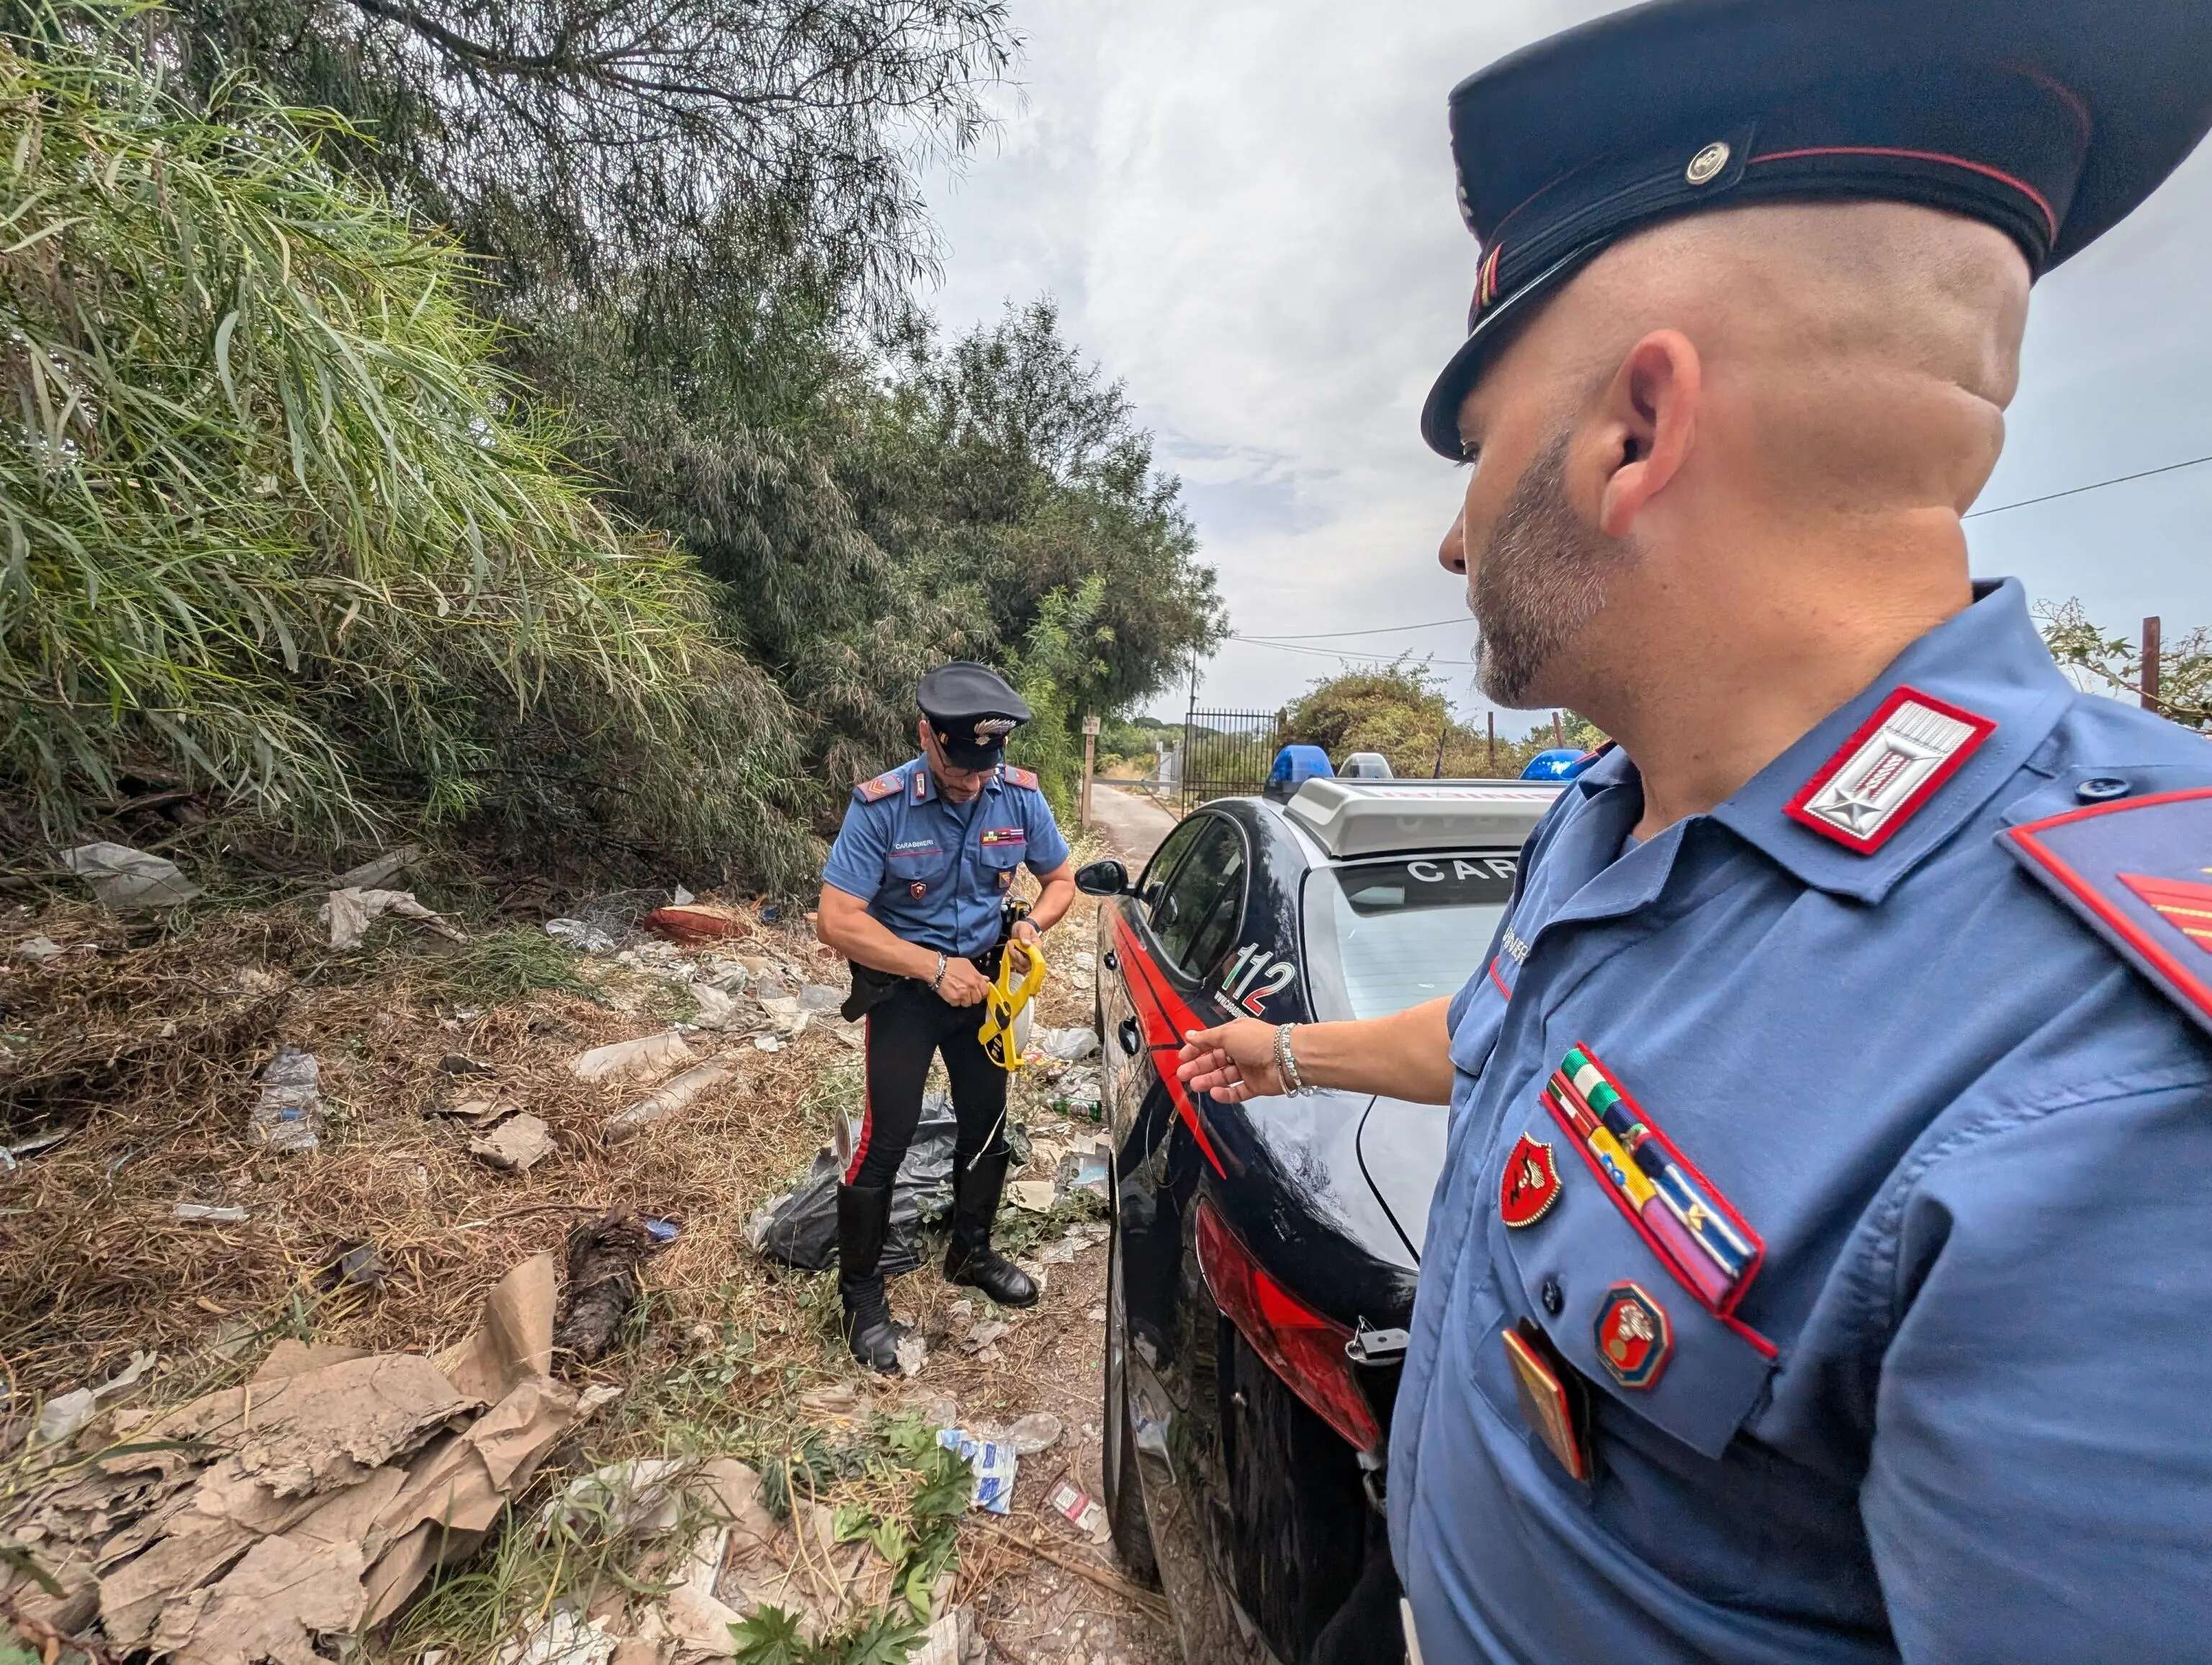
[750,1093,958,1273]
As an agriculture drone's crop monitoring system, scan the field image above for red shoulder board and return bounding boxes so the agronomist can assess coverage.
[854,771,903,803]
[2004,787,2212,1038]
[1786,686,1995,854]
[1000,764,1040,790]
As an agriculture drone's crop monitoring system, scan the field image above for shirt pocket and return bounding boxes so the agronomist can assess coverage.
[1448,960,1514,1083]
[883,840,955,898]
[1483,1099,1777,1461]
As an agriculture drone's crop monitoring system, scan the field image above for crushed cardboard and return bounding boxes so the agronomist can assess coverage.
[0,1255,598,1653]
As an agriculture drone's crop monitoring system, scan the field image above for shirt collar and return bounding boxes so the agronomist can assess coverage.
[1707,577,2075,903]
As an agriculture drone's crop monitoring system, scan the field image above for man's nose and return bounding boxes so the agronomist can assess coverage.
[1439,508,1467,574]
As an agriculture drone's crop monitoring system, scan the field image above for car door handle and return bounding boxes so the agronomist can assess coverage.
[1118,1017,1141,1056]
[1102,950,1118,971]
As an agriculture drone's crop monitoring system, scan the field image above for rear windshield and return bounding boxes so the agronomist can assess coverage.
[1301,854,1519,1021]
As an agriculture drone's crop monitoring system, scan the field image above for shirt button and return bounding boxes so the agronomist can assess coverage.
[2076,777,2131,803]
[1539,1276,1564,1316]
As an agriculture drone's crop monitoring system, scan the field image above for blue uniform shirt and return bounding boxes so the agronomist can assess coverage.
[821,757,1070,960]
[1390,579,2212,1664]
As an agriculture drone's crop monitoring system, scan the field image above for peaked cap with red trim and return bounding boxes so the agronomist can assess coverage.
[1420,0,2212,459]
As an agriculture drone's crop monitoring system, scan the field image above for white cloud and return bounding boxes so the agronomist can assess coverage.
[926,1,2212,728]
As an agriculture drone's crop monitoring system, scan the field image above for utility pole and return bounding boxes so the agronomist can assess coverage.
[1486,711,1498,776]
[1431,710,1449,778]
[2143,615,2163,711]
[1552,711,1565,749]
[1079,714,1100,830]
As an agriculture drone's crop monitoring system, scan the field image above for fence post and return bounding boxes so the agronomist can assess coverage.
[2144,616,2163,710]
[1552,710,1565,749]
[1079,713,1100,829]
[1486,711,1498,777]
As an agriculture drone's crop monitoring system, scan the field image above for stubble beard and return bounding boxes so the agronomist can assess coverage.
[1470,430,1624,708]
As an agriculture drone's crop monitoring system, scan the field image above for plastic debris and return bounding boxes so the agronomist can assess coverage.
[173,1202,250,1224]
[643,903,750,943]
[61,841,200,910]
[319,1242,392,1292]
[544,918,618,955]
[439,1052,495,1075]
[684,982,742,1032]
[1007,1179,1056,1213]
[757,994,809,1037]
[935,1428,1017,1514]
[568,1031,693,1086]
[2,1127,71,1171]
[701,960,751,996]
[975,1412,1064,1456]
[896,1333,930,1377]
[14,934,65,962]
[672,884,696,906]
[1046,1476,1108,1540]
[602,1060,736,1142]
[32,1350,158,1447]
[752,1034,783,1053]
[642,1217,682,1244]
[497,1610,615,1665]
[321,887,465,952]
[797,982,845,1014]
[912,1605,985,1665]
[1035,1026,1101,1062]
[335,844,422,890]
[247,1045,325,1155]
[469,1114,554,1173]
[749,1096,958,1272]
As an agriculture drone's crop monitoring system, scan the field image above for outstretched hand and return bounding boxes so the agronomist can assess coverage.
[1177,1019,1285,1104]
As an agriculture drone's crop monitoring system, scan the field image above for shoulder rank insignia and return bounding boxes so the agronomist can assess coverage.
[1786,685,1995,854]
[2004,786,2212,1038]
[855,771,903,803]
[1000,764,1040,790]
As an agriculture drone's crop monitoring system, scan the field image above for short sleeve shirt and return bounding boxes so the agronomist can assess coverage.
[1389,579,2212,1664]
[821,758,1070,960]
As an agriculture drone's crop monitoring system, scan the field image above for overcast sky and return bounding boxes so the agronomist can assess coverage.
[923,1,2212,730]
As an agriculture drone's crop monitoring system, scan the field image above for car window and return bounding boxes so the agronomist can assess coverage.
[1139,817,1208,913]
[1154,819,1247,980]
[1300,853,1519,1019]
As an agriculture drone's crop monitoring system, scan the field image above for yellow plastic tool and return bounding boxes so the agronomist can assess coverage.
[979,940,1048,1070]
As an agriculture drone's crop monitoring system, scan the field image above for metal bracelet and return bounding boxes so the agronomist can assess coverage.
[1274,1022,1308,1096]
[929,951,948,993]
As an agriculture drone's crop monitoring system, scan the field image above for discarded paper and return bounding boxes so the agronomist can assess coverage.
[60,841,201,910]
[568,1031,694,1086]
[936,1428,1017,1514]
[469,1114,554,1173]
[320,887,467,952]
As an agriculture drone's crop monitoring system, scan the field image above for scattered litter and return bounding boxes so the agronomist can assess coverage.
[1035,1026,1101,1062]
[335,844,422,890]
[14,934,65,962]
[32,1350,158,1447]
[320,887,467,951]
[975,1412,1064,1456]
[672,884,696,906]
[1046,1476,1108,1540]
[643,903,750,943]
[246,1045,324,1155]
[497,1607,616,1665]
[936,1428,1017,1514]
[553,1210,673,1366]
[602,1060,736,1142]
[896,1333,930,1377]
[1071,1150,1110,1199]
[544,918,618,954]
[1007,1179,1057,1214]
[172,1201,250,1224]
[797,982,845,1014]
[2,1126,72,1170]
[1074,951,1097,972]
[701,960,751,996]
[539,1458,687,1540]
[60,841,200,910]
[1086,1306,1107,1323]
[642,1217,681,1245]
[959,1319,1010,1356]
[832,1020,866,1051]
[428,1094,510,1125]
[684,982,742,1032]
[0,1258,587,1654]
[800,1384,861,1420]
[439,1052,495,1075]
[750,1096,958,1272]
[568,1030,693,1086]
[912,1605,983,1665]
[752,1034,783,1053]
[469,1113,554,1173]
[1051,1068,1105,1122]
[319,1242,392,1293]
[757,994,809,1037]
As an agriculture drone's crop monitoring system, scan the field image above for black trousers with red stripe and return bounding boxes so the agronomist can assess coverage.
[845,980,1010,1191]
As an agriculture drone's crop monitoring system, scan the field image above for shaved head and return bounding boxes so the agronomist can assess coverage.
[1445,199,2032,716]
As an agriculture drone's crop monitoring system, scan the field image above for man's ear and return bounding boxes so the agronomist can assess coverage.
[1593,330,1701,538]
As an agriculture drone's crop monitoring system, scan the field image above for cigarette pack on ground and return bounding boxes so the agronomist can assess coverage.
[1046,1476,1107,1538]
[937,1427,1018,1515]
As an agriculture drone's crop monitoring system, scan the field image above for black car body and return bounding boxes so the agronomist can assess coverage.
[1079,779,1562,1665]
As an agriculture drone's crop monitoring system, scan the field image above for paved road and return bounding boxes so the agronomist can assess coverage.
[1087,782,1179,864]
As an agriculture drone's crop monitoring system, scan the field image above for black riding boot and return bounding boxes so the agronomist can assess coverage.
[944,1147,1038,1308]
[837,1183,905,1373]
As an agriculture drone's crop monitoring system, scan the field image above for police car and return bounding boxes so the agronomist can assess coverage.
[1075,777,1560,1664]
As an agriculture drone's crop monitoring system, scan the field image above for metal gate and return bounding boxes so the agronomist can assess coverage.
[1181,707,1282,812]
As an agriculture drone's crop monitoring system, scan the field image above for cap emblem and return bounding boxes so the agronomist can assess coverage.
[974,718,1017,742]
[1686,140,1732,186]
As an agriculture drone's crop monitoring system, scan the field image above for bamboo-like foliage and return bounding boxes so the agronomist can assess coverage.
[0,0,815,883]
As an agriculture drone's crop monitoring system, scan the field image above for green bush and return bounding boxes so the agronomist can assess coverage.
[0,1,814,885]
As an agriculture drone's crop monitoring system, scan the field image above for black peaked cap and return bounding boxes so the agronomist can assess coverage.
[918,661,1032,768]
[1421,0,2212,458]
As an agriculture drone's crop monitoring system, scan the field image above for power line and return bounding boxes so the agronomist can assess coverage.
[1238,616,1472,641]
[1965,452,2212,519]
[1228,633,1456,664]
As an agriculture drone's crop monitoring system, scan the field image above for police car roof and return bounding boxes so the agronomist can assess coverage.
[1282,777,1563,859]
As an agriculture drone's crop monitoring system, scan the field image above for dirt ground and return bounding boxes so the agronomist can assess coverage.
[0,789,1186,1661]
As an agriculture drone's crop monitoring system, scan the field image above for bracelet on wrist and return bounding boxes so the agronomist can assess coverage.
[1274,1022,1309,1096]
[929,951,948,992]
